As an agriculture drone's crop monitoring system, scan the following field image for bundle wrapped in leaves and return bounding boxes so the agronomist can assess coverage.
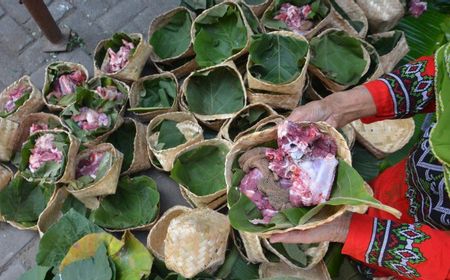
[147,112,203,171]
[0,75,43,120]
[180,62,247,130]
[107,118,152,175]
[43,61,88,111]
[0,174,55,230]
[308,28,382,91]
[19,130,79,184]
[66,143,123,209]
[87,76,130,115]
[171,139,231,209]
[55,231,153,280]
[367,30,409,73]
[61,87,123,146]
[94,33,151,82]
[129,72,178,122]
[192,1,252,68]
[247,31,310,95]
[262,0,332,38]
[89,176,160,231]
[226,121,401,234]
[219,103,279,142]
[147,206,229,279]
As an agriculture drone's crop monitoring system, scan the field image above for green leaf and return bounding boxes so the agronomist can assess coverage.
[107,121,136,172]
[249,33,308,84]
[156,120,187,150]
[244,0,266,4]
[0,176,55,224]
[351,144,381,182]
[215,246,259,279]
[229,107,269,140]
[150,9,192,59]
[112,231,154,280]
[186,67,245,115]
[193,4,248,68]
[180,0,220,15]
[324,243,344,278]
[56,244,113,280]
[310,30,368,86]
[238,2,263,34]
[136,77,177,110]
[367,30,403,56]
[19,266,53,280]
[269,243,309,267]
[171,143,229,196]
[90,176,160,229]
[36,209,103,268]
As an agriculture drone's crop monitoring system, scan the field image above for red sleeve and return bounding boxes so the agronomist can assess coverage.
[361,56,436,124]
[342,214,450,280]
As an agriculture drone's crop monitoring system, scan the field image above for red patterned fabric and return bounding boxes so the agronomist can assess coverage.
[341,56,450,279]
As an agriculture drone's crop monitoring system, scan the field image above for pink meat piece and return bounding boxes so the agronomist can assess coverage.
[71,107,109,131]
[239,168,278,224]
[3,84,30,113]
[49,70,86,100]
[95,86,123,101]
[106,40,134,73]
[409,0,427,17]
[274,3,313,34]
[76,151,105,179]
[28,134,63,173]
[30,123,49,134]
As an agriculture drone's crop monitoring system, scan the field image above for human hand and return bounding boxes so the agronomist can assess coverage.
[269,213,352,244]
[287,99,340,128]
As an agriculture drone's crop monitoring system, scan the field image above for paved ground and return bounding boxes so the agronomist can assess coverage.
[0,0,181,278]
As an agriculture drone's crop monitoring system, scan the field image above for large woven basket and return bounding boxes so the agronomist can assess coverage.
[147,111,203,172]
[355,0,405,33]
[352,118,415,159]
[129,72,179,122]
[0,117,20,161]
[180,62,247,130]
[367,30,409,73]
[147,206,230,279]
[65,143,123,209]
[259,261,332,279]
[42,62,89,112]
[225,122,371,235]
[0,75,44,122]
[329,0,368,38]
[94,33,151,82]
[247,31,310,95]
[37,187,69,236]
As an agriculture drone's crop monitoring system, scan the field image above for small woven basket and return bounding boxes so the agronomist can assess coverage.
[0,118,20,161]
[355,0,405,33]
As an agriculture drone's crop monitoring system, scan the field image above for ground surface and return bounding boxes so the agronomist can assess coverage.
[0,1,185,278]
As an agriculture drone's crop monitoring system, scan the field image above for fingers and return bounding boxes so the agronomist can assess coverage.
[287,100,329,124]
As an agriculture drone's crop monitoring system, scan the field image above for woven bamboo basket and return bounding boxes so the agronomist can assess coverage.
[65,143,123,209]
[148,7,195,64]
[247,88,302,110]
[225,122,373,235]
[253,116,285,133]
[0,75,44,122]
[129,72,178,122]
[20,130,80,184]
[94,33,151,82]
[153,57,198,79]
[233,230,272,263]
[192,1,253,68]
[86,76,130,116]
[218,103,279,142]
[42,62,89,112]
[247,31,310,95]
[0,165,12,224]
[244,0,272,17]
[37,187,69,236]
[355,0,405,33]
[367,30,409,73]
[0,117,20,161]
[174,139,232,209]
[329,0,368,38]
[152,207,230,278]
[259,261,332,279]
[352,118,415,159]
[147,112,203,172]
[112,118,152,175]
[14,112,64,152]
[180,62,247,131]
[262,239,329,270]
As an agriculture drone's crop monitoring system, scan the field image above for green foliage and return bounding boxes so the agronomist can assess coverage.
[310,30,368,86]
[171,143,229,196]
[249,33,308,84]
[156,120,187,150]
[36,209,103,268]
[19,266,53,280]
[44,62,86,106]
[129,77,177,112]
[90,176,160,229]
[186,67,245,115]
[180,0,221,15]
[228,107,270,141]
[193,4,248,68]
[0,176,55,224]
[150,9,192,59]
[107,121,136,172]
[367,30,404,56]
[238,2,263,34]
[0,86,31,117]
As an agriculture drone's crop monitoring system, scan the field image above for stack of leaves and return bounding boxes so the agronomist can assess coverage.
[61,87,122,145]
[193,2,250,68]
[129,74,178,121]
[89,176,160,230]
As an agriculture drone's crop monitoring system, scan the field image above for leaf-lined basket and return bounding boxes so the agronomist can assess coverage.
[367,30,409,73]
